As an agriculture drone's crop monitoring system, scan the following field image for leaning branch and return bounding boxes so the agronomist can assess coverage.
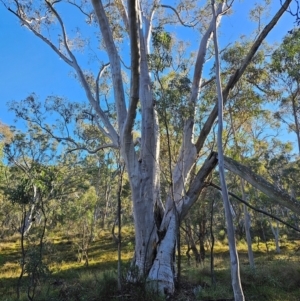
[223,155,300,215]
[209,182,300,233]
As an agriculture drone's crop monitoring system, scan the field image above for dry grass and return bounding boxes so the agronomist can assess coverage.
[1,228,300,301]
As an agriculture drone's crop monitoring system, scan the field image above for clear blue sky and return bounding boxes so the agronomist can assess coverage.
[0,1,297,144]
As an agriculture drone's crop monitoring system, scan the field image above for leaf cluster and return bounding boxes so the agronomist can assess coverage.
[148,27,173,72]
[271,28,300,80]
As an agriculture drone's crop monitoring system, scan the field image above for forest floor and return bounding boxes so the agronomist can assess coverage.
[1,227,300,301]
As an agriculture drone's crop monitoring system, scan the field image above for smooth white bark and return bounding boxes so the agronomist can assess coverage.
[211,1,245,300]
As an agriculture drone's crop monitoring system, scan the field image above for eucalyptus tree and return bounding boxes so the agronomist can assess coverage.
[271,28,300,154]
[220,40,274,270]
[0,122,15,238]
[1,0,296,297]
[1,125,69,299]
[3,126,59,236]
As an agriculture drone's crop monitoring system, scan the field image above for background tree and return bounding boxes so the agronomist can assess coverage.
[271,28,300,154]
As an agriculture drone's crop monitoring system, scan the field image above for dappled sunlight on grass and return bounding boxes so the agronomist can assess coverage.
[0,228,135,279]
[1,227,300,300]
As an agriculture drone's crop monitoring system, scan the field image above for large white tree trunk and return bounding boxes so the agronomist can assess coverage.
[129,183,158,278]
[147,208,177,294]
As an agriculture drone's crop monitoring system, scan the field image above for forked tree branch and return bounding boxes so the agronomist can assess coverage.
[2,1,73,66]
[170,2,225,207]
[45,0,119,145]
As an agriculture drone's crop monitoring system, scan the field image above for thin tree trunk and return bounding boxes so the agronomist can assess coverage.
[176,218,181,288]
[210,197,216,288]
[198,212,207,264]
[291,94,300,154]
[241,182,255,269]
[211,1,244,300]
[117,163,124,290]
[243,203,255,267]
[17,207,27,300]
[186,221,201,264]
[20,186,38,236]
[269,217,280,253]
[228,103,255,269]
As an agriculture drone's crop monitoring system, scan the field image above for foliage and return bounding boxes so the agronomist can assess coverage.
[270,28,300,153]
[148,27,173,72]
[271,28,300,79]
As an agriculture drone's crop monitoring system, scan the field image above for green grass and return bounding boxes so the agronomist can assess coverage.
[1,229,300,301]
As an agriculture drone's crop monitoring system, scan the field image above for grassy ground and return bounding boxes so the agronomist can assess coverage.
[1,229,300,301]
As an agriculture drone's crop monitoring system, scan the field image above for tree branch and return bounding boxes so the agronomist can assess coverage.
[45,0,119,145]
[122,0,140,145]
[96,63,110,104]
[170,2,225,206]
[67,0,93,23]
[180,152,219,219]
[3,2,73,66]
[209,182,300,233]
[91,0,127,135]
[160,4,199,27]
[223,155,300,215]
[66,143,118,154]
[115,0,129,32]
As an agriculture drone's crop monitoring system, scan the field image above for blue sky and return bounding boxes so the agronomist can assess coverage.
[0,1,297,146]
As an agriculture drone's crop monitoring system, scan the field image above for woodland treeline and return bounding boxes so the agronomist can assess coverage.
[1,1,300,300]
